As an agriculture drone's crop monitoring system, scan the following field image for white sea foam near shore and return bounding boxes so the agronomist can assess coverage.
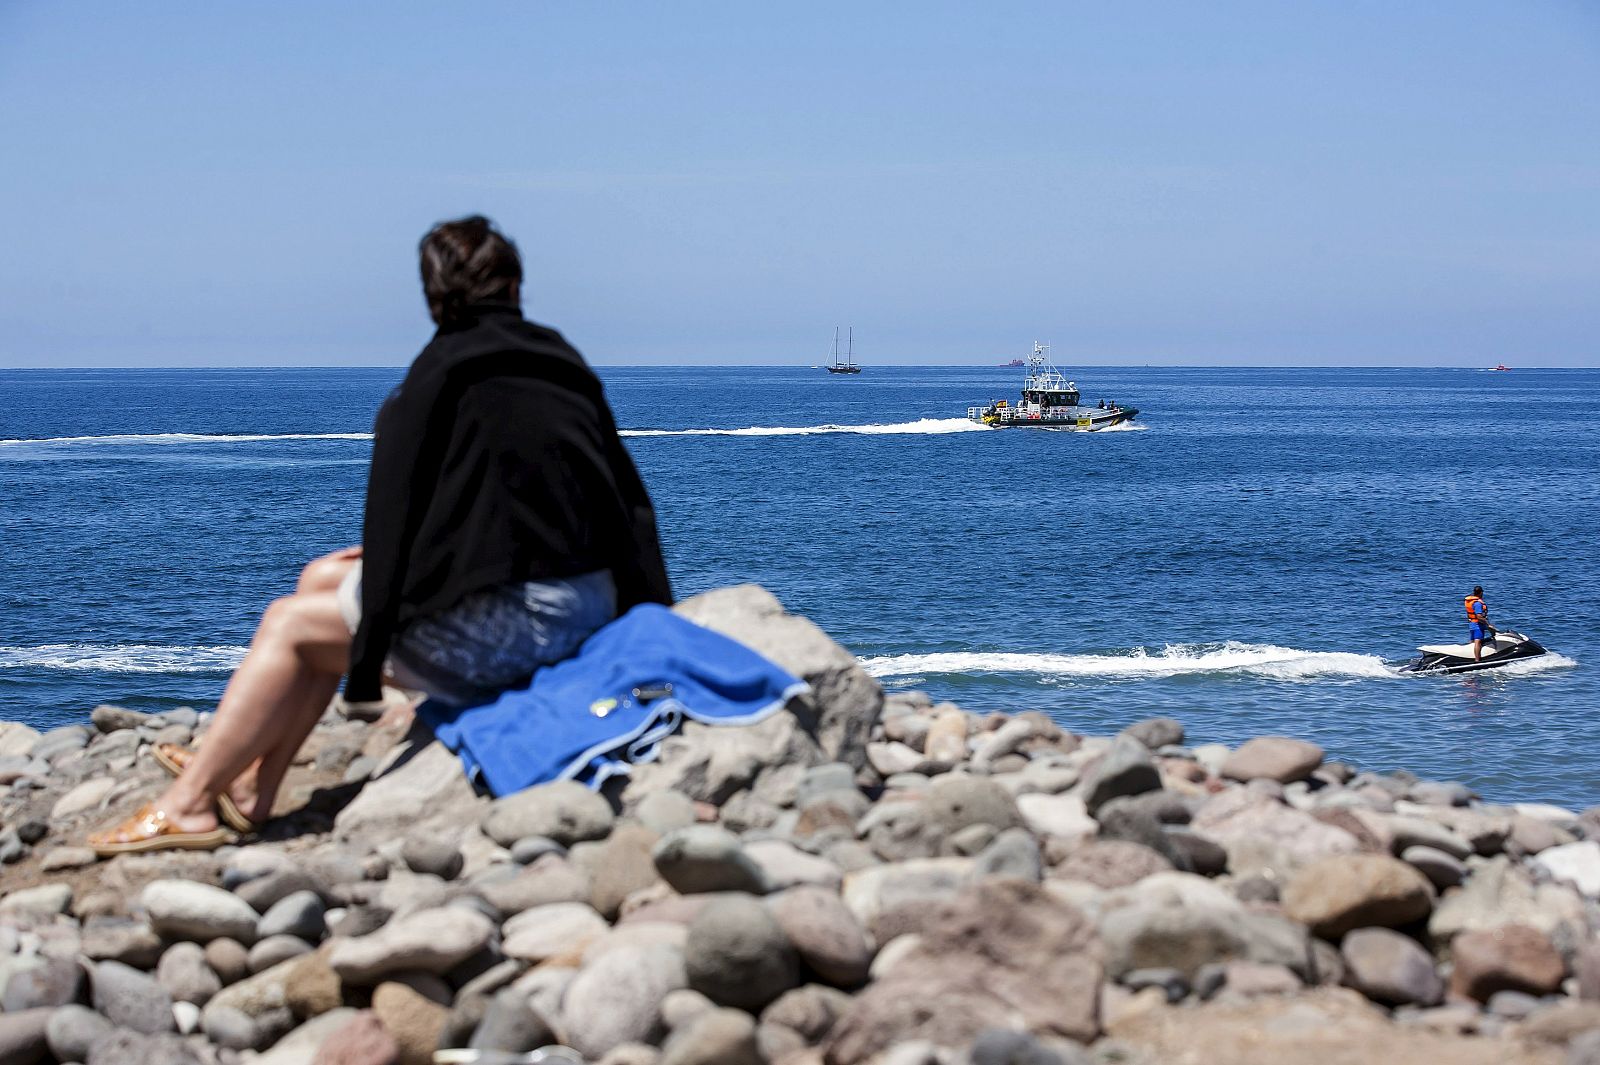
[0,643,248,673]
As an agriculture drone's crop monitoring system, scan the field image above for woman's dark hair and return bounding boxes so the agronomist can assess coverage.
[419,215,523,326]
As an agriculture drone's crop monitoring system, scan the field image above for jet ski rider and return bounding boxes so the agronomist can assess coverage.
[1465,586,1497,661]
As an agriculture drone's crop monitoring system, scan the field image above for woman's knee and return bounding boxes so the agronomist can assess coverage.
[257,596,304,644]
[297,553,355,595]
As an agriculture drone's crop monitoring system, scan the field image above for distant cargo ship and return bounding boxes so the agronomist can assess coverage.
[1001,358,1024,367]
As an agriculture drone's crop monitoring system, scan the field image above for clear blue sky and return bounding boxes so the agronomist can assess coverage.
[2,2,1597,366]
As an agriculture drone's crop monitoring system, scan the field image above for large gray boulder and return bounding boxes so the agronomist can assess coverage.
[671,584,882,769]
[335,736,486,841]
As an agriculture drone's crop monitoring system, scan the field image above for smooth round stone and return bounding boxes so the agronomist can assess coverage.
[256,890,326,942]
[0,956,82,1011]
[401,837,464,880]
[141,880,259,944]
[659,1006,762,1065]
[1401,845,1466,890]
[248,934,314,973]
[1486,989,1543,1019]
[156,942,221,1006]
[203,1004,261,1050]
[685,895,799,1012]
[501,903,609,963]
[765,887,873,988]
[46,1003,113,1062]
[631,790,698,835]
[81,918,164,969]
[203,938,250,986]
[1340,928,1443,1007]
[469,985,555,1052]
[561,944,688,1059]
[91,960,175,1035]
[172,999,202,1035]
[654,826,770,895]
[481,781,615,848]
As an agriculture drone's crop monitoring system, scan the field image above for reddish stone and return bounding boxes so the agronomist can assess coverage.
[313,1010,399,1065]
[1449,924,1566,1001]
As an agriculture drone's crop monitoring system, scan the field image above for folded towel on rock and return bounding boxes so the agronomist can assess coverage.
[418,603,808,795]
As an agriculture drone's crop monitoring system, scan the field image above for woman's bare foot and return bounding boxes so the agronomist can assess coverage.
[153,745,267,828]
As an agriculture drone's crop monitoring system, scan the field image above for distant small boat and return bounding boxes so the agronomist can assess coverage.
[1493,364,1511,372]
[826,327,861,375]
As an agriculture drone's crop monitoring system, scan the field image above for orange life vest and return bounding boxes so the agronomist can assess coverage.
[1464,595,1487,622]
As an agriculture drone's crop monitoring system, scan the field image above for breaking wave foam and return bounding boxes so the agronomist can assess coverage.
[621,418,991,438]
[0,643,248,673]
[860,642,1397,682]
[0,432,372,446]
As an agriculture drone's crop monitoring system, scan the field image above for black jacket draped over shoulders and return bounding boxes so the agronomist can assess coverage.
[344,302,673,702]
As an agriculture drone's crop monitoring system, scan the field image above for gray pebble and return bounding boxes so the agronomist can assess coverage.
[47,1003,113,1062]
[91,960,175,1035]
[402,837,464,880]
[256,890,326,941]
[156,942,221,1005]
[247,934,313,973]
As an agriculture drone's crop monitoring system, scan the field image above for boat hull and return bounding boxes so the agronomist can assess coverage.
[976,408,1138,430]
[826,366,861,374]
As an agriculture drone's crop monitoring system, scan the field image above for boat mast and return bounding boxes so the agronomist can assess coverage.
[847,327,854,369]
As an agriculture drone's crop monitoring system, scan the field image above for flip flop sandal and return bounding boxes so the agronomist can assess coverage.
[88,802,233,856]
[151,744,258,834]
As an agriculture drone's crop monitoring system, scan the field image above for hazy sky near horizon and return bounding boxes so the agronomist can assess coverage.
[2,3,1597,367]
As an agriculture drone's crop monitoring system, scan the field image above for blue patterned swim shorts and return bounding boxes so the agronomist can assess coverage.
[338,564,616,707]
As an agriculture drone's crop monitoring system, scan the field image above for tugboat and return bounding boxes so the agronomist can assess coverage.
[825,327,861,375]
[967,343,1138,430]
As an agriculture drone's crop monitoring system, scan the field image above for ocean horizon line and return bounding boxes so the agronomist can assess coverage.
[1,361,1595,372]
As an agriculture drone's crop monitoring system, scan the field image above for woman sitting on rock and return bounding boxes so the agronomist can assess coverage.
[90,216,673,854]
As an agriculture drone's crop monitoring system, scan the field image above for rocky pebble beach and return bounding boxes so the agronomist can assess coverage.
[3,584,1600,1065]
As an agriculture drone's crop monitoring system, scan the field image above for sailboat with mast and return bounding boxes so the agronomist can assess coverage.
[825,327,862,374]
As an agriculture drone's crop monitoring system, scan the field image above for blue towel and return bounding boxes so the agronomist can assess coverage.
[417,603,809,796]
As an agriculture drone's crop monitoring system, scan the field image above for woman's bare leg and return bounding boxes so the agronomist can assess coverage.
[240,666,344,823]
[217,548,361,817]
[152,552,358,832]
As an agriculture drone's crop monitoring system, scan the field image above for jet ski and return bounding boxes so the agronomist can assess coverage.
[1400,630,1550,675]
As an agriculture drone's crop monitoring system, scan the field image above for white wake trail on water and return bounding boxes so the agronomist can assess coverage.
[2,419,1146,445]
[0,432,372,446]
[621,417,992,438]
[861,642,1397,682]
[1468,652,1578,677]
[0,644,248,673]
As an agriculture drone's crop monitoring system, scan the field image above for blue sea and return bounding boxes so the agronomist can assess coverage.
[1,365,1595,807]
